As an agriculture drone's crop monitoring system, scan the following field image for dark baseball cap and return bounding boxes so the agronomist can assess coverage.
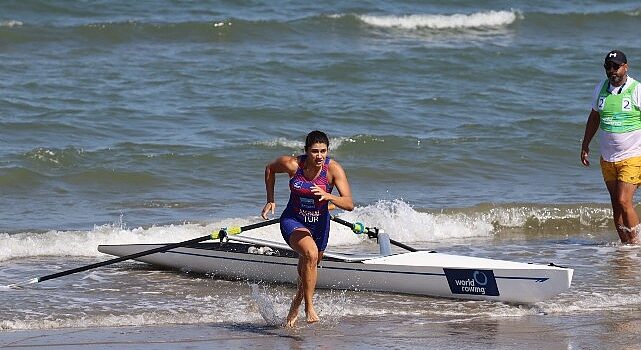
[604,50,627,64]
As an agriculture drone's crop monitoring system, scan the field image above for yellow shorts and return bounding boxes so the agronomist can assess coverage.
[600,156,641,184]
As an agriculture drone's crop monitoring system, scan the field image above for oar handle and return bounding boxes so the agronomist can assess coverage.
[33,218,280,284]
[330,216,363,232]
[213,217,280,239]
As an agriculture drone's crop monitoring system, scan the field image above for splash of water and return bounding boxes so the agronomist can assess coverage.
[249,283,284,326]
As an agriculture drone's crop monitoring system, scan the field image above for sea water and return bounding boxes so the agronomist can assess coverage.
[2,1,641,348]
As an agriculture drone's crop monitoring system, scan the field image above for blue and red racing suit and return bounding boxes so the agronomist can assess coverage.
[280,155,333,251]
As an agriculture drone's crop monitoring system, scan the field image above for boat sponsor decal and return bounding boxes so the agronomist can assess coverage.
[444,268,499,296]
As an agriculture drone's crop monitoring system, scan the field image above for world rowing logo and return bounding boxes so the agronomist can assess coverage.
[473,271,488,286]
[444,268,499,296]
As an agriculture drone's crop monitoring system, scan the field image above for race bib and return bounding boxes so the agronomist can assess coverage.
[622,97,632,111]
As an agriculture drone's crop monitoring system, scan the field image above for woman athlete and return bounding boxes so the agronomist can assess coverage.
[261,130,354,327]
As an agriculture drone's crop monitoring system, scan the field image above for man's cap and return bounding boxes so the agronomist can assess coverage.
[605,50,627,64]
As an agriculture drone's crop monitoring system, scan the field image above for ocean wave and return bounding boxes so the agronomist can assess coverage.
[253,136,354,151]
[0,146,214,193]
[356,10,521,30]
[0,220,214,262]
[23,147,86,167]
[0,167,44,188]
[7,8,641,47]
[469,203,612,232]
[0,11,520,45]
[0,200,615,261]
[0,20,23,28]
[341,200,613,241]
[3,7,640,39]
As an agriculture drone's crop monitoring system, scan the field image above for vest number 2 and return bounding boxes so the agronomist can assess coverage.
[622,98,631,111]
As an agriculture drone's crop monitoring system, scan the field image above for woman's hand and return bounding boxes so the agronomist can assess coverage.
[261,202,275,219]
[311,185,332,201]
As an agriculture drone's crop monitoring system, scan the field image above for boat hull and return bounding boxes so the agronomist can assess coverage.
[98,242,572,304]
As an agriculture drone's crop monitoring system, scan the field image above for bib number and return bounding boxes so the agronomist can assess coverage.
[622,98,632,111]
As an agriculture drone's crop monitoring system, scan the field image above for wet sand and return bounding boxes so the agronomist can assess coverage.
[3,313,641,350]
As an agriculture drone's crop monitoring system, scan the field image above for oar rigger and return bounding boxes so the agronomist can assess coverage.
[351,222,385,241]
[330,215,418,252]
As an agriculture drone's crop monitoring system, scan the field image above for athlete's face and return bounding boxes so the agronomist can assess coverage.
[604,62,627,86]
[306,142,328,166]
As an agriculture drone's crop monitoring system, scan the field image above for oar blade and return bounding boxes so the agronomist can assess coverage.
[4,278,38,290]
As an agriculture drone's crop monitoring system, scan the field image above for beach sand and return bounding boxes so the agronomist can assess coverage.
[3,313,641,350]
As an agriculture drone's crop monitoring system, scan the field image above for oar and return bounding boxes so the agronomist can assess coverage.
[331,216,418,252]
[10,218,280,288]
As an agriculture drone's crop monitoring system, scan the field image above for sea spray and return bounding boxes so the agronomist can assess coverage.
[249,283,286,326]
[336,199,495,243]
[249,283,354,326]
[314,289,350,324]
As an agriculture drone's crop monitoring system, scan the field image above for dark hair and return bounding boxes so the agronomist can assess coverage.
[304,130,329,151]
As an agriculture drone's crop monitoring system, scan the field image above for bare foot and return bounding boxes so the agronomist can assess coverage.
[305,307,319,324]
[284,294,302,328]
[618,225,640,244]
[284,313,298,328]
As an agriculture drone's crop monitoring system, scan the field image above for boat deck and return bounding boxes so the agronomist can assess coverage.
[181,241,381,263]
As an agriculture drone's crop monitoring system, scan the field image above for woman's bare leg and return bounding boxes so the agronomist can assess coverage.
[284,229,320,327]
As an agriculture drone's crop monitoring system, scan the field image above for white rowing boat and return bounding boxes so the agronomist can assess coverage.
[98,231,573,304]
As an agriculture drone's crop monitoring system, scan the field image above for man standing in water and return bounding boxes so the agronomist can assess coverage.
[581,50,641,244]
[261,130,354,327]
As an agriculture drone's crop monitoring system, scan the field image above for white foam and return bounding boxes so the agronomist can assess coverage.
[0,284,389,330]
[0,20,23,28]
[358,10,520,30]
[0,218,265,261]
[330,199,494,245]
[0,310,262,331]
[0,200,502,261]
[538,290,641,315]
[481,205,611,228]
[255,137,304,151]
[245,199,495,247]
[255,136,350,152]
[5,200,608,261]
